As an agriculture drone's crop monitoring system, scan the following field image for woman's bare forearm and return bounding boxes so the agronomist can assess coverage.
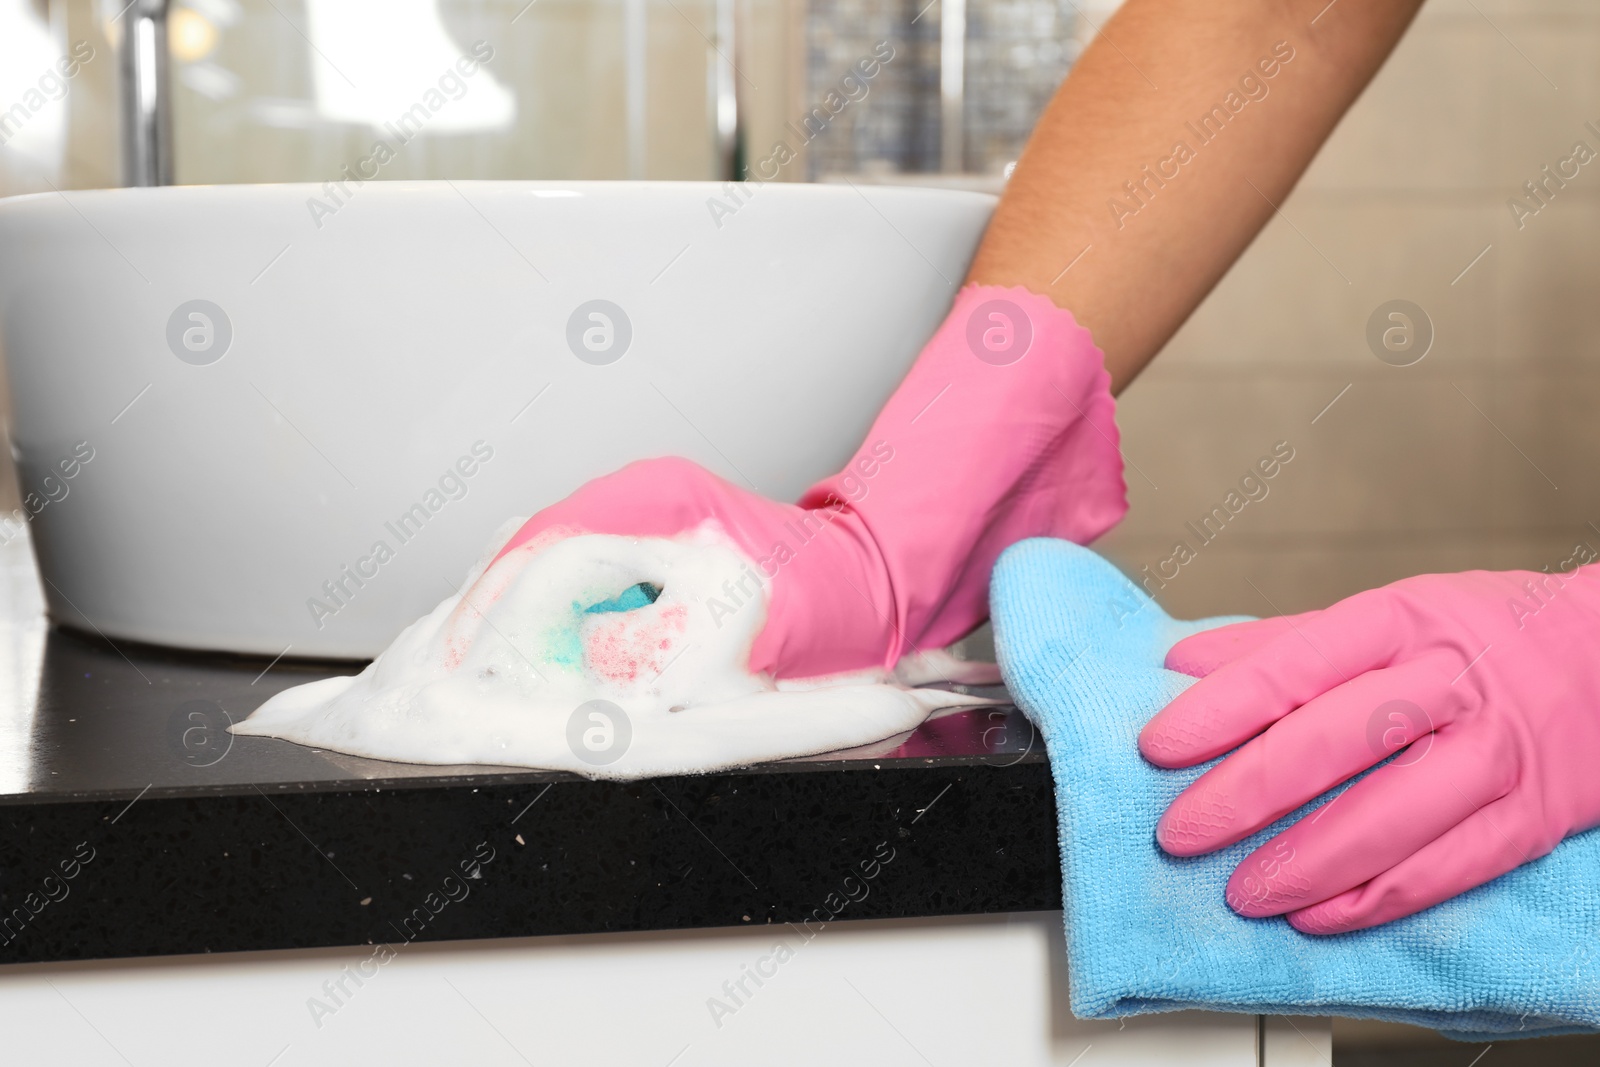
[966,0,1425,392]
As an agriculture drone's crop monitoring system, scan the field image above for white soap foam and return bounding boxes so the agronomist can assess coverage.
[233,520,996,779]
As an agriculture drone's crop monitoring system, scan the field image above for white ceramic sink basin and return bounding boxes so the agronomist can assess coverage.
[0,181,994,658]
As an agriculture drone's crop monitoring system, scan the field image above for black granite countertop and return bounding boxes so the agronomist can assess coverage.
[0,542,1057,966]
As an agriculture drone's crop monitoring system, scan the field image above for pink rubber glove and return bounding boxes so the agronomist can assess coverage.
[484,285,1126,679]
[1141,565,1600,934]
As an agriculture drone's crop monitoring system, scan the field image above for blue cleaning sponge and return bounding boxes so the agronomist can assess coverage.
[583,581,662,615]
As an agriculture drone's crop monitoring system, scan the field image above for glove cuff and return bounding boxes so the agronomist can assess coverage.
[756,283,1127,674]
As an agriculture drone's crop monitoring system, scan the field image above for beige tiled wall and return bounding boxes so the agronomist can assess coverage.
[1094,1,1600,621]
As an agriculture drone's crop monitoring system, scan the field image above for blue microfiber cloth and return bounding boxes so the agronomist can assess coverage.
[990,537,1600,1041]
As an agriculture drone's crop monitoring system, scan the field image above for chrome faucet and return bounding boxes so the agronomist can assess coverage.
[940,0,967,173]
[711,0,741,181]
[118,0,174,187]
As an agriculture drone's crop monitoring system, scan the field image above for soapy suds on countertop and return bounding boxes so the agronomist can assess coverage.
[234,520,998,779]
